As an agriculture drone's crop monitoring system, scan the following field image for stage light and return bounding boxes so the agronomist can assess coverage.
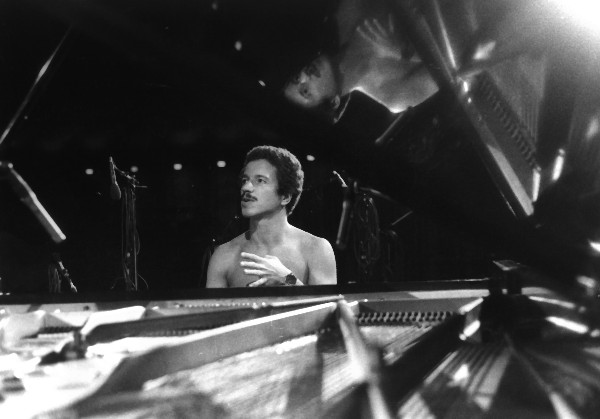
[173,163,183,171]
[217,160,226,168]
[551,0,600,37]
[585,116,599,142]
[234,41,242,51]
[258,80,266,87]
[551,149,565,181]
[546,316,589,334]
[461,80,470,94]
[85,168,94,175]
[306,155,315,162]
[130,166,139,173]
[532,169,541,202]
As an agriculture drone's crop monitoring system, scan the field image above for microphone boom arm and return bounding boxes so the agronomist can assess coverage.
[1,161,66,243]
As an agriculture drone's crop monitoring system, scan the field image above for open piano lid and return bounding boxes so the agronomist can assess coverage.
[383,0,600,296]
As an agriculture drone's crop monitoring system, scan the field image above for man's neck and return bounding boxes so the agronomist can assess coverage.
[247,210,290,247]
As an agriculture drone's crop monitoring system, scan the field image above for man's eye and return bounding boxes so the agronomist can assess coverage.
[289,73,300,85]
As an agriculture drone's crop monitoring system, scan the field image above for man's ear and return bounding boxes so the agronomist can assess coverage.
[331,95,341,110]
[281,194,292,207]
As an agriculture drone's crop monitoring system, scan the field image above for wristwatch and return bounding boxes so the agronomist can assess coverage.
[284,272,298,285]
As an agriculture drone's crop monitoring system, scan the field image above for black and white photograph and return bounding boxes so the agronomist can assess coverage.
[1,0,600,417]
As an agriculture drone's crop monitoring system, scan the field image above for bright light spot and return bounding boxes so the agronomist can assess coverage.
[217,160,226,168]
[211,1,218,11]
[532,168,541,202]
[458,298,483,315]
[467,97,472,104]
[473,40,496,61]
[173,163,183,171]
[577,275,599,295]
[234,41,242,51]
[461,80,470,94]
[461,320,480,339]
[590,241,600,253]
[85,168,94,175]
[258,80,266,87]
[551,0,600,36]
[38,61,51,80]
[306,154,316,162]
[585,117,600,141]
[529,296,576,309]
[551,149,565,181]
[452,364,470,383]
[130,166,139,173]
[546,316,589,334]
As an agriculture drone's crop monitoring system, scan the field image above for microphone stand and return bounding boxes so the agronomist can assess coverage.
[114,165,146,291]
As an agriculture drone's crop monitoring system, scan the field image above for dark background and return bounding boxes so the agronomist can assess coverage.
[0,0,501,293]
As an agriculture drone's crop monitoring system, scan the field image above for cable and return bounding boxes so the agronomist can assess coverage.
[352,193,381,282]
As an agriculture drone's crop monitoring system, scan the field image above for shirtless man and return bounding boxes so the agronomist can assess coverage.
[206,145,337,287]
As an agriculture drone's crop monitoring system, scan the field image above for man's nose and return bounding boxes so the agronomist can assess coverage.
[299,82,310,98]
[241,179,253,191]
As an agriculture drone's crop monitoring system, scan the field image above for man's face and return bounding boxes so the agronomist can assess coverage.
[240,159,288,218]
[283,54,337,108]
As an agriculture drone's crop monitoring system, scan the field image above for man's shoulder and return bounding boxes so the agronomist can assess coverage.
[291,226,332,249]
[213,233,246,259]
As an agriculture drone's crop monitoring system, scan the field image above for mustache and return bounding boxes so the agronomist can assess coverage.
[241,192,257,201]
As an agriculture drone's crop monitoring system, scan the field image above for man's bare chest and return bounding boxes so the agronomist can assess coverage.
[227,241,308,287]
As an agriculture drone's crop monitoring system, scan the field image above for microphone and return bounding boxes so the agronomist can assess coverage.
[335,173,353,250]
[52,252,77,293]
[109,157,121,200]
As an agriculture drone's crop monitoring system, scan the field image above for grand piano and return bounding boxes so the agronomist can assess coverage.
[1,0,600,417]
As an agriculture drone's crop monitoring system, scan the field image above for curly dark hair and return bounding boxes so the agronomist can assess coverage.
[243,145,304,215]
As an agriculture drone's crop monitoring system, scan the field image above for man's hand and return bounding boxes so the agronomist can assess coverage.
[241,252,302,287]
[356,15,404,61]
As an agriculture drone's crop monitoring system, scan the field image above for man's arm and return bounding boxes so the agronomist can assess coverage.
[206,245,230,288]
[307,237,337,285]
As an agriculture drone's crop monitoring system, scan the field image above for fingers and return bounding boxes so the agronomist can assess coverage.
[357,20,375,42]
[243,269,266,276]
[240,252,265,262]
[247,277,269,287]
[246,276,284,287]
[240,252,289,278]
[240,261,263,269]
[373,18,387,35]
[366,18,386,36]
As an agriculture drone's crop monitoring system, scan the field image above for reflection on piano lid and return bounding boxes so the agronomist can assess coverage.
[394,0,600,219]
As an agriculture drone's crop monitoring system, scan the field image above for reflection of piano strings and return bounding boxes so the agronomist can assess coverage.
[475,72,538,170]
[399,342,509,416]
